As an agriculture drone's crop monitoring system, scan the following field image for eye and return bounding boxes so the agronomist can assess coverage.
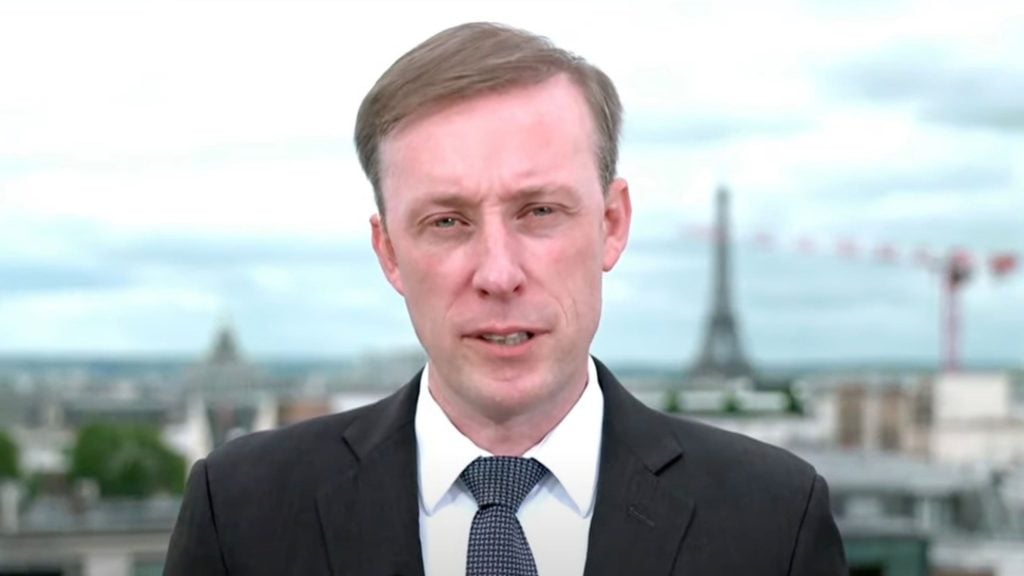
[529,205,555,217]
[432,216,460,228]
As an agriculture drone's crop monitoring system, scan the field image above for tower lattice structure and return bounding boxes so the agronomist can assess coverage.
[689,186,756,383]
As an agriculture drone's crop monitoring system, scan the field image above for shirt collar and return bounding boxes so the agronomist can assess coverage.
[414,357,604,517]
[415,362,489,514]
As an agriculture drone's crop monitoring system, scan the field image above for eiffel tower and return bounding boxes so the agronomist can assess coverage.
[688,186,756,384]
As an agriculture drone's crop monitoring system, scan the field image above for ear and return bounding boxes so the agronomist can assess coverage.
[371,214,405,295]
[601,177,632,272]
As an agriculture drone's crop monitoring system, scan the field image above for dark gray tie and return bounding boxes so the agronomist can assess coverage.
[460,456,548,576]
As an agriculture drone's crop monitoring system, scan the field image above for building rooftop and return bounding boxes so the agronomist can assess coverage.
[795,448,990,496]
[6,495,180,536]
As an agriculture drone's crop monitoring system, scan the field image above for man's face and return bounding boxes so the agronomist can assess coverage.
[371,74,631,423]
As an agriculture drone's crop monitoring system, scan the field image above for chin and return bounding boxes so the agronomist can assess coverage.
[476,390,552,422]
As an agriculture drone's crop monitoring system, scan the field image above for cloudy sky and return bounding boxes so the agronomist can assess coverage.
[1,0,1021,367]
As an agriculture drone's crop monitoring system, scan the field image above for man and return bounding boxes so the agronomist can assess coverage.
[165,22,847,575]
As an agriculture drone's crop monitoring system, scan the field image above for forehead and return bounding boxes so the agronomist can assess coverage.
[378,75,599,205]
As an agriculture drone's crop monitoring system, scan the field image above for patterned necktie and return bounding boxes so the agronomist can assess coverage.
[460,456,548,576]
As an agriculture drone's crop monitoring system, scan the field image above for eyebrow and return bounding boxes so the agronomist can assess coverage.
[407,185,580,219]
[411,192,475,213]
[512,186,579,202]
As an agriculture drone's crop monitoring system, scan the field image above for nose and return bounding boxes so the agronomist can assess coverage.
[471,221,526,298]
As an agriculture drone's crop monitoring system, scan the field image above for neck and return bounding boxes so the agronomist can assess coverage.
[428,368,588,457]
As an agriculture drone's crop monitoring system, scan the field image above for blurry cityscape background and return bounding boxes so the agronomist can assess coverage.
[1,1,1022,575]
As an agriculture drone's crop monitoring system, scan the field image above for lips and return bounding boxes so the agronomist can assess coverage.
[478,331,532,346]
[466,327,542,347]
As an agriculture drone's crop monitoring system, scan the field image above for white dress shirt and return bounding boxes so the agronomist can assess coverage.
[415,357,605,576]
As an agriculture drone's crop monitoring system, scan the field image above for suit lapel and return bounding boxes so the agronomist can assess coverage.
[583,359,695,576]
[310,360,695,576]
[315,377,426,576]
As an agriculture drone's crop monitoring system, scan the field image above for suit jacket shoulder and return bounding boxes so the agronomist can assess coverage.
[166,376,423,576]
[586,358,846,576]
[666,412,820,507]
[204,387,406,482]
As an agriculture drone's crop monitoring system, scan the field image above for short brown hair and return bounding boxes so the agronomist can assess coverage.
[354,22,623,216]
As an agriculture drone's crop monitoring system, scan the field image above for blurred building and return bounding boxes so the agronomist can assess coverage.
[930,372,1024,468]
[0,325,421,575]
[799,448,1024,576]
[809,373,931,455]
[663,367,1024,575]
[0,480,175,576]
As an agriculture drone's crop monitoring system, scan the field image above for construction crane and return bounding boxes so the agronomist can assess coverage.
[687,218,1020,372]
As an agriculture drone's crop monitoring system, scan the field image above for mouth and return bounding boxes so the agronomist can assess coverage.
[475,331,534,346]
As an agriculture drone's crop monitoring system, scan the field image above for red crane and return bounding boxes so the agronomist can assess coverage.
[939,250,1018,371]
[687,225,1020,372]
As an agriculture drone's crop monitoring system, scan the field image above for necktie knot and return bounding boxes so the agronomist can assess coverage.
[460,456,547,510]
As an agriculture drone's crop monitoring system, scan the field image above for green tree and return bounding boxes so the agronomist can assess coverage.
[70,423,186,497]
[663,391,682,414]
[722,393,743,414]
[0,429,19,479]
[784,387,805,415]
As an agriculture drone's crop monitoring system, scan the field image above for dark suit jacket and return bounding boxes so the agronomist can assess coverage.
[165,358,847,575]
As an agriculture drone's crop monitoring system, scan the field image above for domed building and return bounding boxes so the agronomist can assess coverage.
[176,325,277,458]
